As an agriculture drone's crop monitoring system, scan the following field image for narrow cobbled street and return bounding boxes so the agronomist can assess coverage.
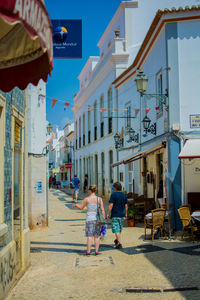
[6,190,200,300]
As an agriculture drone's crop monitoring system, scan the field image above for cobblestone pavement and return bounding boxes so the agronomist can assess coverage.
[6,189,200,300]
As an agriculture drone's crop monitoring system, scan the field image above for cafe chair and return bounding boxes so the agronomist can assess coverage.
[178,206,198,242]
[180,204,192,214]
[144,208,166,241]
[161,203,167,210]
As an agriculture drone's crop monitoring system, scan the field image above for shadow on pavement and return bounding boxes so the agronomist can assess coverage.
[30,241,113,254]
[54,219,85,222]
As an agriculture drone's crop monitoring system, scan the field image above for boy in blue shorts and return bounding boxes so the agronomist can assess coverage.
[71,174,80,203]
[107,182,128,249]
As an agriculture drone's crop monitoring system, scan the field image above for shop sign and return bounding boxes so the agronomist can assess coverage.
[190,114,200,128]
[52,19,82,58]
[13,0,53,58]
[36,181,42,193]
[65,163,72,168]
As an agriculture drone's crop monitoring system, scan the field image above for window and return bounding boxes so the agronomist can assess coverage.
[88,110,91,144]
[83,113,85,146]
[100,95,104,137]
[125,103,131,130]
[128,162,133,193]
[108,88,112,134]
[94,101,97,140]
[75,121,78,149]
[79,117,81,148]
[156,71,163,116]
[109,150,113,183]
[119,172,123,182]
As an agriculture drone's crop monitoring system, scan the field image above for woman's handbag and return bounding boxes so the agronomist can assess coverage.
[97,197,110,225]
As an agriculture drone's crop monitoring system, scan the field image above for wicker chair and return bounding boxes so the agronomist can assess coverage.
[180,204,192,214]
[161,203,167,210]
[178,206,198,242]
[144,208,166,241]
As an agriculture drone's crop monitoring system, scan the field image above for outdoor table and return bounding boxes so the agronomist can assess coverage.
[191,211,200,222]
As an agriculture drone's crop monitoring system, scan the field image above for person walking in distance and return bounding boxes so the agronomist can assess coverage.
[71,174,80,203]
[107,182,128,249]
[83,174,88,193]
[73,185,105,255]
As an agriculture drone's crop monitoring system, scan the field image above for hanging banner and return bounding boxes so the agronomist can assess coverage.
[52,19,82,58]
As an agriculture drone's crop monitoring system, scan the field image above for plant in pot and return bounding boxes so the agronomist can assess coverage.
[127,205,138,227]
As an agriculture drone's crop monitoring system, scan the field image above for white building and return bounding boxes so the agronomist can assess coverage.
[63,123,74,182]
[73,0,196,199]
[27,81,48,229]
[112,6,200,229]
[49,125,75,186]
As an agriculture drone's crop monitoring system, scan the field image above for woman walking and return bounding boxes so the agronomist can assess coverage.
[73,185,105,255]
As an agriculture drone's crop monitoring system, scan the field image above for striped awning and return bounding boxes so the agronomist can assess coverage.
[0,0,53,92]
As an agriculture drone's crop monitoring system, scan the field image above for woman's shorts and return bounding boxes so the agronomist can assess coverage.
[111,217,124,233]
[85,220,101,237]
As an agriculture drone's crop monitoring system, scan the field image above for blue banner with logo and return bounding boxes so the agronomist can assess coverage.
[52,19,82,58]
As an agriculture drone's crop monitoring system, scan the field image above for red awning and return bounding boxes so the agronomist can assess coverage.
[0,0,53,92]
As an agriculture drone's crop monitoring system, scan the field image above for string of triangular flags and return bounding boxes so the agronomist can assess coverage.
[45,96,70,110]
[88,106,158,115]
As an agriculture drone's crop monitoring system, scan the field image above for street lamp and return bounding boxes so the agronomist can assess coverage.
[142,115,156,135]
[46,122,53,134]
[134,69,148,95]
[127,127,139,143]
[113,132,123,182]
[114,133,123,149]
[135,69,168,106]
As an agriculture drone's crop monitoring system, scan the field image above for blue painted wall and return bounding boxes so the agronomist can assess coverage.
[0,88,25,244]
[167,136,182,230]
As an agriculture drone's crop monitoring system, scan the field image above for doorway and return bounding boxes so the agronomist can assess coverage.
[14,121,22,273]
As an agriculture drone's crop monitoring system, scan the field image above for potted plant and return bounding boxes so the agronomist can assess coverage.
[127,205,138,227]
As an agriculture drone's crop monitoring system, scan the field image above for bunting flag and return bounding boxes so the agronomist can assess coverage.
[123,108,128,112]
[135,109,140,116]
[64,102,70,110]
[145,108,150,115]
[52,98,58,108]
[155,106,160,110]
[99,108,107,112]
[112,108,118,111]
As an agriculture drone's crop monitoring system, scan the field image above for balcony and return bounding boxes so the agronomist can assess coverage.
[94,126,97,141]
[101,122,104,138]
[88,130,91,144]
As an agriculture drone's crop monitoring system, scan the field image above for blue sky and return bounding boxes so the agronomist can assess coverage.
[46,0,123,130]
